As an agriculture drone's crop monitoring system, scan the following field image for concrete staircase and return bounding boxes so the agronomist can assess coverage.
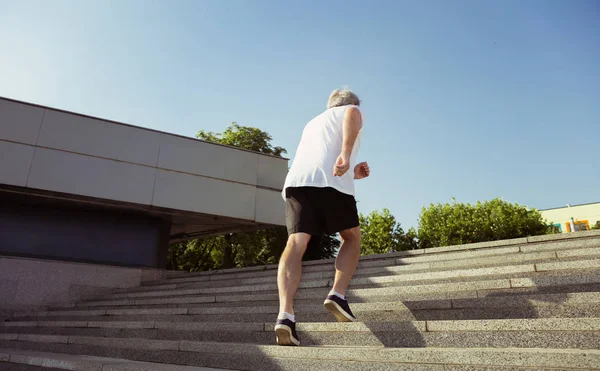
[2,230,600,370]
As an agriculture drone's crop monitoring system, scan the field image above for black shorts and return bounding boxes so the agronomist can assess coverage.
[285,186,359,236]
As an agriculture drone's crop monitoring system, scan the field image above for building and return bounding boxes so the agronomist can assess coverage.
[0,96,287,314]
[540,202,600,233]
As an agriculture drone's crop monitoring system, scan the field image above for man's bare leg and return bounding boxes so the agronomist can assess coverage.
[277,233,311,315]
[275,233,310,346]
[332,227,361,295]
[324,226,361,322]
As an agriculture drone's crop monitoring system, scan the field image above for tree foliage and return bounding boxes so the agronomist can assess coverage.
[168,122,336,272]
[167,228,289,272]
[417,198,548,248]
[359,208,416,255]
[197,122,287,157]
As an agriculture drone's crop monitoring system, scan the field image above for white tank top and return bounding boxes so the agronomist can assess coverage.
[282,105,362,199]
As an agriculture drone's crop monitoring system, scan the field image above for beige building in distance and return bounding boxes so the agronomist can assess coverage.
[540,202,600,233]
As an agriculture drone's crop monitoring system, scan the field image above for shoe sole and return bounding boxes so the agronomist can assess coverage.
[324,299,357,322]
[275,324,300,346]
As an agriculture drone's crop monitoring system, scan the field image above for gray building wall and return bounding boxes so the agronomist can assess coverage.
[0,97,287,222]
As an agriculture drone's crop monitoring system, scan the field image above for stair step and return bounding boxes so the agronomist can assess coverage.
[3,317,600,333]
[2,324,599,350]
[51,286,600,316]
[12,304,600,323]
[2,318,600,349]
[122,248,600,294]
[1,336,599,370]
[35,282,600,317]
[144,239,600,287]
[11,291,600,323]
[147,246,522,287]
[112,264,538,299]
[6,305,600,327]
[91,258,600,305]
[0,348,229,370]
[122,249,600,301]
[65,268,600,310]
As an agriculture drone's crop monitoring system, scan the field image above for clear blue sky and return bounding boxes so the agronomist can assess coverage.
[1,0,598,229]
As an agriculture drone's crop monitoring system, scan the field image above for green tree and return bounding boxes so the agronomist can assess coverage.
[359,208,416,255]
[167,237,225,272]
[417,198,548,249]
[400,227,420,250]
[197,122,287,157]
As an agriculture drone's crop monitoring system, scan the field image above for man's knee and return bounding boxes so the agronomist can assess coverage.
[286,233,311,254]
[340,227,361,244]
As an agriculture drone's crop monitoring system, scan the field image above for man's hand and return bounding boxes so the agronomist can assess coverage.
[334,154,350,177]
[354,161,370,179]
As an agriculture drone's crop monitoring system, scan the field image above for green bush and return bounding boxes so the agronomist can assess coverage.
[417,198,548,248]
[359,208,417,255]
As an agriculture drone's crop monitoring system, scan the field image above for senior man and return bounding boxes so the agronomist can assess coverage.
[275,88,370,346]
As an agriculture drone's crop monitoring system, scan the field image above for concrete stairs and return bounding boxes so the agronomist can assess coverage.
[2,230,600,370]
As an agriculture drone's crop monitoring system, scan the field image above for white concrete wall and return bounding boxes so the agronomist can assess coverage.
[0,255,166,316]
[0,98,286,226]
[541,203,600,232]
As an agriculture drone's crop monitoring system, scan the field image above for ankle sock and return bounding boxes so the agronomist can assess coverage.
[277,312,295,322]
[329,289,346,300]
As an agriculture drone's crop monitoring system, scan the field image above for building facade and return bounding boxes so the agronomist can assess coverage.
[0,97,287,269]
[540,202,600,233]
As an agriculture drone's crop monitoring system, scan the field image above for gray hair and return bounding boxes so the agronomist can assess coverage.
[327,88,360,109]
